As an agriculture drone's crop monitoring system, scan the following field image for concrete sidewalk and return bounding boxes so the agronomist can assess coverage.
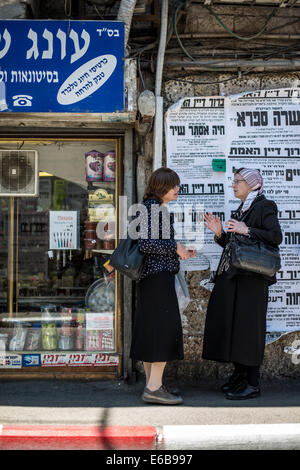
[0,377,299,449]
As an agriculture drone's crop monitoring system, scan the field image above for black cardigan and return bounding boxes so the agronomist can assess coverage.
[215,195,283,285]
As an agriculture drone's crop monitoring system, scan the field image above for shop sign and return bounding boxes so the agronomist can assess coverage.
[0,20,124,113]
[0,354,22,368]
[22,354,41,367]
[41,352,119,367]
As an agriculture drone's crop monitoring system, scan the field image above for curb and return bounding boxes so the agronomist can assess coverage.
[1,423,300,450]
[0,425,157,450]
[159,424,300,450]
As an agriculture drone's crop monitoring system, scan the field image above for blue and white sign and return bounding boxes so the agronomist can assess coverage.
[22,354,41,367]
[0,20,125,113]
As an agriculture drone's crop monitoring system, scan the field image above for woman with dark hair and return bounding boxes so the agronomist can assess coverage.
[130,167,196,405]
[203,168,282,400]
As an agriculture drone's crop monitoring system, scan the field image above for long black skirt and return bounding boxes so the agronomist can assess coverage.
[130,271,184,363]
[202,272,269,367]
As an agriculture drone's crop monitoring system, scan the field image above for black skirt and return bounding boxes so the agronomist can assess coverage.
[202,272,269,367]
[130,271,184,363]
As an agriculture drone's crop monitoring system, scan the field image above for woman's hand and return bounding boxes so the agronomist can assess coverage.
[204,212,223,238]
[176,243,196,260]
[225,219,249,235]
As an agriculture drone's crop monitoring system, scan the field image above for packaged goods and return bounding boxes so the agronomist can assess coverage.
[103,151,115,181]
[9,323,28,351]
[58,307,74,351]
[88,188,113,205]
[84,221,98,250]
[86,330,100,350]
[74,321,85,350]
[85,150,104,182]
[58,335,73,350]
[41,305,58,350]
[42,322,57,350]
[0,333,8,351]
[25,323,42,351]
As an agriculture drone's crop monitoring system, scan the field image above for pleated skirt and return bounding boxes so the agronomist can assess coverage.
[130,271,184,363]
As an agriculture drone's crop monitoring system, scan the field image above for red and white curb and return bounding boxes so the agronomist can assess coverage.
[0,425,157,450]
[1,423,300,450]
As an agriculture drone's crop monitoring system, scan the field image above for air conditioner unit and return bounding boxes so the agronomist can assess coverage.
[0,150,38,197]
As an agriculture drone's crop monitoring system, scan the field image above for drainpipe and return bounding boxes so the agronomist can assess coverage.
[117,0,138,50]
[153,0,168,170]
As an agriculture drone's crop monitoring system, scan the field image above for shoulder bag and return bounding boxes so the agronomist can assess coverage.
[109,235,145,281]
[230,233,281,277]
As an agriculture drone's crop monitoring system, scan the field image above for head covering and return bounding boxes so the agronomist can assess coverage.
[237,168,263,194]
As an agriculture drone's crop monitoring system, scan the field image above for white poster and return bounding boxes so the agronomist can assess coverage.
[49,211,80,250]
[225,88,300,333]
[166,97,226,272]
[166,88,300,335]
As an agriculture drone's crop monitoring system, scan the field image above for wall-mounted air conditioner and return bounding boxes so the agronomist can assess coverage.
[0,150,38,197]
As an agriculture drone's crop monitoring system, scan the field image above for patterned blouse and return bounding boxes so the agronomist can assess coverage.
[137,198,180,280]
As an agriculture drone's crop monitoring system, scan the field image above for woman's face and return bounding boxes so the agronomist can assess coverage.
[232,173,252,202]
[162,184,180,204]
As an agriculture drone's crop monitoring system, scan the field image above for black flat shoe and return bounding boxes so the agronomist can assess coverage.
[221,372,246,393]
[225,380,260,400]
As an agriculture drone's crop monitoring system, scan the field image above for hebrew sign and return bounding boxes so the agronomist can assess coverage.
[0,20,124,113]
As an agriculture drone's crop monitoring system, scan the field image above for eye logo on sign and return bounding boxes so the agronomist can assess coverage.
[12,94,33,106]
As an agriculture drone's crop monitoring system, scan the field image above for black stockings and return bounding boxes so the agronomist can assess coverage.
[233,362,260,387]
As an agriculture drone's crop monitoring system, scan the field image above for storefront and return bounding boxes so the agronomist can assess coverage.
[0,19,136,379]
[0,133,132,379]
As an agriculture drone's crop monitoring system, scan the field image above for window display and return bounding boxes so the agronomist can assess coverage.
[0,139,122,371]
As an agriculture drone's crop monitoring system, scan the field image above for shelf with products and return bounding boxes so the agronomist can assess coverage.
[0,306,115,353]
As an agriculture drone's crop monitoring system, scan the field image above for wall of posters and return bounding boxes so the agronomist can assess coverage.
[165,97,226,272]
[166,88,300,336]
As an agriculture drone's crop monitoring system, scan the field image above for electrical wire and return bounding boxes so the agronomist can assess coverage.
[174,2,195,61]
[138,51,146,90]
[64,0,72,17]
[204,5,278,42]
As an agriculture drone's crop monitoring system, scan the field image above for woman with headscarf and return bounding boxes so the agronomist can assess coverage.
[203,168,282,400]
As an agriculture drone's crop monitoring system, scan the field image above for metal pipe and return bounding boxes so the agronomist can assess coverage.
[172,33,300,40]
[153,0,168,171]
[117,0,137,48]
[8,197,14,317]
[164,59,300,67]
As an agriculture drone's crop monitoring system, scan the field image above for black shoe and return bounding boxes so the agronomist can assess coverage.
[225,380,260,400]
[221,372,246,393]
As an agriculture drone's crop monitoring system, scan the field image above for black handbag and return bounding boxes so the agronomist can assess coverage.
[230,234,281,277]
[109,235,145,281]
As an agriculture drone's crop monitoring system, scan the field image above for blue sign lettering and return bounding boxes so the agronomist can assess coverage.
[0,20,124,113]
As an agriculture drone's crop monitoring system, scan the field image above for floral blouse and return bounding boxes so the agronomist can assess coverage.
[137,198,180,280]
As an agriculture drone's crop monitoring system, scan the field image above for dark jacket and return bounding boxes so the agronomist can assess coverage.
[215,195,282,285]
[137,198,180,280]
[203,194,283,366]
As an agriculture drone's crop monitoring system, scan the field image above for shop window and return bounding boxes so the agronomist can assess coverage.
[0,140,121,369]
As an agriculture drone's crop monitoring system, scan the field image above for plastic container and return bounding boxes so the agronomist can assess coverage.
[85,150,104,182]
[103,151,115,182]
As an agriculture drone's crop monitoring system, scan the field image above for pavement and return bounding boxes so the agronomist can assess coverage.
[0,377,300,450]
